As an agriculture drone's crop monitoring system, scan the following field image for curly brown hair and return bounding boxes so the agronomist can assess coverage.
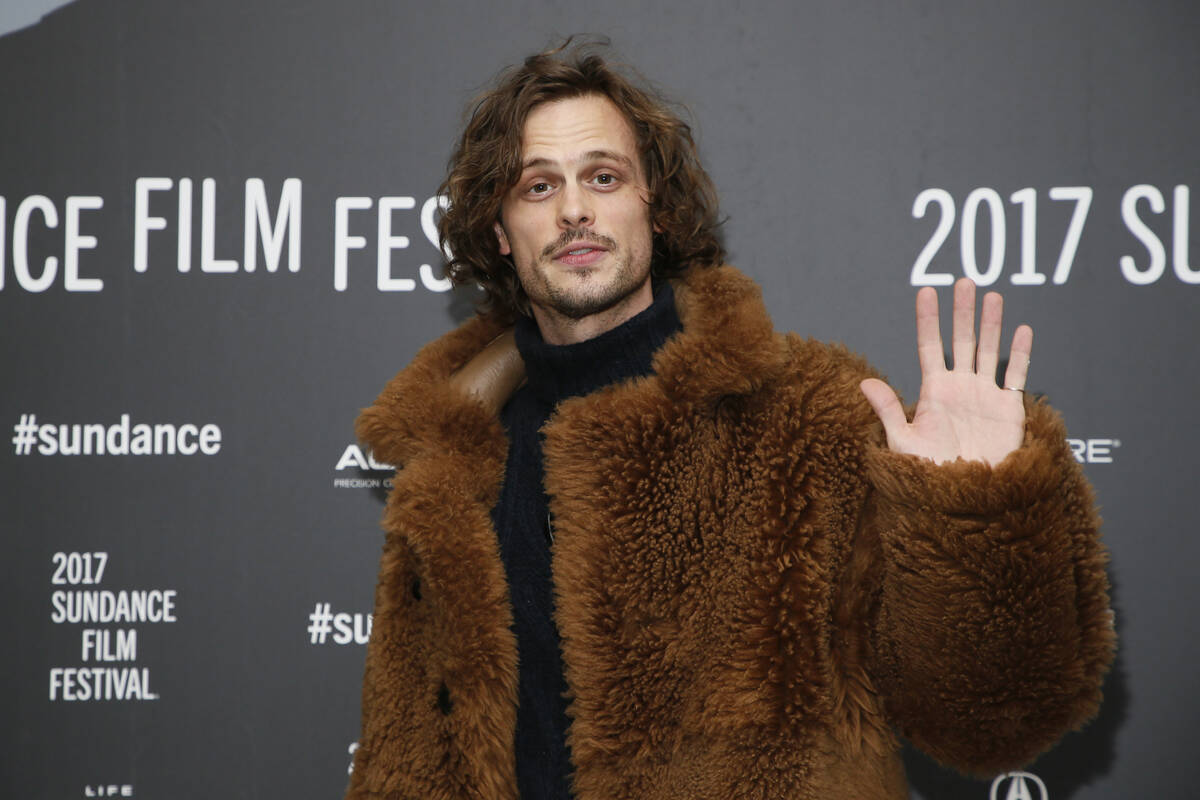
[438,39,724,322]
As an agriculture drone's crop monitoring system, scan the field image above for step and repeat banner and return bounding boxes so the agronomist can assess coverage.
[2,1,1195,798]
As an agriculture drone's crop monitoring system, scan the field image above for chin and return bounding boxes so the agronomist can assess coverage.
[548,273,650,319]
[545,290,627,320]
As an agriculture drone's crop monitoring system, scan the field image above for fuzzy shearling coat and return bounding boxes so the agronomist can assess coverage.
[347,265,1114,800]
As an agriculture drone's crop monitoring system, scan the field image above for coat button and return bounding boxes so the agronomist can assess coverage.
[436,683,453,715]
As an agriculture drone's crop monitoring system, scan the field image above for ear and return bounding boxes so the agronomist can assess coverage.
[494,221,511,256]
[646,197,663,234]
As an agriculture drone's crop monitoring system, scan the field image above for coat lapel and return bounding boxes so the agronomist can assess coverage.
[541,265,798,791]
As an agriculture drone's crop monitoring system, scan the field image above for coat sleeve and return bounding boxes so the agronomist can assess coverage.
[862,396,1116,776]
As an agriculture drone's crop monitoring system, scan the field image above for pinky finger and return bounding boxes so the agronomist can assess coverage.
[1002,324,1034,391]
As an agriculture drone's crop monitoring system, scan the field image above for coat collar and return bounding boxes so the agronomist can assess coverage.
[654,264,789,404]
[356,264,788,467]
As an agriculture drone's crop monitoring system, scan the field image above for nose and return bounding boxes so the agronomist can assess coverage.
[557,182,593,228]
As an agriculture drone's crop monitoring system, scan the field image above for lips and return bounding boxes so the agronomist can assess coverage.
[552,240,611,267]
[552,241,609,260]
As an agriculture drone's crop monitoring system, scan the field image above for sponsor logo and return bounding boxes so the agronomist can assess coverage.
[1066,437,1121,464]
[83,786,133,798]
[990,771,1048,800]
[333,444,393,489]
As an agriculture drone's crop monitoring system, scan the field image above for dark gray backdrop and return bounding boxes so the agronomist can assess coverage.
[2,1,1195,798]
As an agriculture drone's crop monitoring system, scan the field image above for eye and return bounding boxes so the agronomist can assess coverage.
[527,181,551,195]
[593,172,617,186]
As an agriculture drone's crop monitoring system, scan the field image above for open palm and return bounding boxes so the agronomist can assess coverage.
[860,278,1032,466]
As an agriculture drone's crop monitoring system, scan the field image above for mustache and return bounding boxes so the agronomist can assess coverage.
[540,228,618,259]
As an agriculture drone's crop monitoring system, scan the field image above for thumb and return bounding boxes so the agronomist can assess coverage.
[859,378,907,435]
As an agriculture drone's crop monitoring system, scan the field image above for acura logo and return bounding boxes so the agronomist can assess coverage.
[990,772,1048,800]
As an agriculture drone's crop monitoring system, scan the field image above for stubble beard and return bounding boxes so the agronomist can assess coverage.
[523,230,651,321]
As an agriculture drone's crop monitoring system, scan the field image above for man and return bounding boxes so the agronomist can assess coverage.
[347,43,1114,800]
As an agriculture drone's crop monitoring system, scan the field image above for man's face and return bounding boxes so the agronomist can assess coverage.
[495,94,655,342]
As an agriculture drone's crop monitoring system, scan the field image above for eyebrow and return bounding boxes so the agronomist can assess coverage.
[520,149,637,172]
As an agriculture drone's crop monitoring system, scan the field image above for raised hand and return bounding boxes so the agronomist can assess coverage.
[859,278,1032,466]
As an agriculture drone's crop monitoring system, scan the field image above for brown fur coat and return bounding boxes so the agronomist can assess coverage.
[347,265,1114,799]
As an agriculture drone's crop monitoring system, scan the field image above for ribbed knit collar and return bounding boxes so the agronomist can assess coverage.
[513,282,682,407]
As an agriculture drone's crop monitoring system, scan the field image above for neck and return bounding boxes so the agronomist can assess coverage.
[513,280,681,405]
[530,279,653,345]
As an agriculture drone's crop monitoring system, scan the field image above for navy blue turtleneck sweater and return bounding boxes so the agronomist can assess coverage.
[492,283,682,799]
